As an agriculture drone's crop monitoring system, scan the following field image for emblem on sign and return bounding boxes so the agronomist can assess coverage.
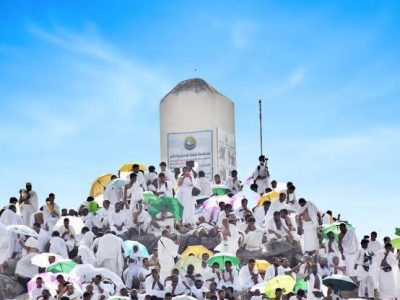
[183,136,196,150]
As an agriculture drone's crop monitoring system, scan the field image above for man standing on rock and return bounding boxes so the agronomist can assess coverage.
[94,231,124,276]
[252,155,271,194]
[296,198,321,254]
[338,223,359,277]
[355,239,374,299]
[19,182,38,227]
[157,229,179,281]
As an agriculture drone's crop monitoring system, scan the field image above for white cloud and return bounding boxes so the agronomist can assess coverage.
[231,21,257,50]
[273,126,400,174]
[289,67,305,86]
[260,126,400,236]
[0,25,172,210]
[28,25,114,61]
[1,25,170,146]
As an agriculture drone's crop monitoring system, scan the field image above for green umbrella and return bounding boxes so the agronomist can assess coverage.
[212,186,230,195]
[87,201,100,213]
[395,228,400,237]
[321,221,354,241]
[265,275,295,298]
[143,191,158,204]
[147,196,184,222]
[391,238,400,249]
[323,274,358,291]
[46,259,77,274]
[207,253,240,270]
[294,278,308,292]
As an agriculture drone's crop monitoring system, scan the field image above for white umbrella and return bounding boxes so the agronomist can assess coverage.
[55,216,85,234]
[276,181,288,192]
[69,263,96,283]
[7,224,38,238]
[108,178,129,188]
[70,264,125,290]
[232,190,261,209]
[31,253,64,268]
[250,282,266,293]
[95,267,125,289]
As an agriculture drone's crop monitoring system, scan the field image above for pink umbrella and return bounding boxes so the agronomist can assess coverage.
[244,176,254,186]
[28,272,55,296]
[28,272,82,297]
[232,190,261,209]
[203,195,233,210]
[203,195,234,219]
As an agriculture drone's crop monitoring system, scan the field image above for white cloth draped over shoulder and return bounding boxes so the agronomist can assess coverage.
[157,236,179,281]
[376,250,397,298]
[226,177,241,195]
[242,227,264,251]
[49,236,69,259]
[78,245,97,266]
[94,233,124,276]
[215,224,240,255]
[0,208,22,226]
[157,181,173,198]
[266,218,290,241]
[108,209,128,235]
[252,164,271,194]
[239,265,262,290]
[162,168,176,187]
[177,176,195,224]
[341,229,358,276]
[296,201,320,227]
[264,200,286,225]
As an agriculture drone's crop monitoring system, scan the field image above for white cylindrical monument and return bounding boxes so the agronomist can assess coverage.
[160,78,236,181]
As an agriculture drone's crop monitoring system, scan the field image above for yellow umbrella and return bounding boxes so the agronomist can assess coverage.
[89,173,113,197]
[255,259,271,274]
[257,191,280,207]
[175,256,202,272]
[265,275,296,297]
[181,245,213,259]
[119,163,146,172]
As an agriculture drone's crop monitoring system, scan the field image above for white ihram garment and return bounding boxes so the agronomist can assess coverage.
[95,233,124,276]
[377,250,397,299]
[158,236,179,281]
[215,224,240,255]
[177,177,195,224]
[341,229,359,276]
[252,164,271,194]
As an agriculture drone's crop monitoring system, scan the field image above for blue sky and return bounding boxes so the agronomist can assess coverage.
[1,1,399,238]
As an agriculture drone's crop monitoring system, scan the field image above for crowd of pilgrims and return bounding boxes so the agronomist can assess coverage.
[0,155,399,300]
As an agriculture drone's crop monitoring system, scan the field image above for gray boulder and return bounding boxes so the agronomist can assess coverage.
[0,274,25,299]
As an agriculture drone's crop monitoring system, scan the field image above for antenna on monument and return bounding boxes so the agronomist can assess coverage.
[259,99,263,155]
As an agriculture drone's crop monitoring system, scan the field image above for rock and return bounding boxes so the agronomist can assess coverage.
[126,232,303,268]
[264,239,303,266]
[14,293,29,300]
[0,274,25,299]
[3,258,18,275]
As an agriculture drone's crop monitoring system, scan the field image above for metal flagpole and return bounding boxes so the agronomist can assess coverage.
[259,99,263,155]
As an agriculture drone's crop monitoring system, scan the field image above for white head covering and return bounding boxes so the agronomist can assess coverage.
[25,237,39,249]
